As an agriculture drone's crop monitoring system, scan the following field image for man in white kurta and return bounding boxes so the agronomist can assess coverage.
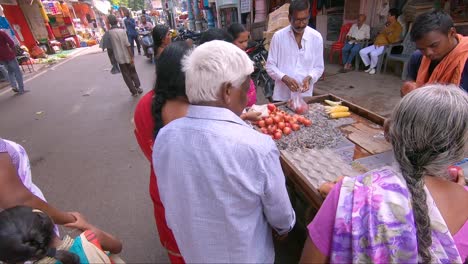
[266,0,324,102]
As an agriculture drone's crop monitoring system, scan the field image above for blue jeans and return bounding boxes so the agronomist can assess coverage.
[0,59,24,92]
[342,42,362,65]
[127,34,141,55]
[0,64,8,81]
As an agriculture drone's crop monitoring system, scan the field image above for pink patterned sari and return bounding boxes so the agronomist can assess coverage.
[331,167,463,263]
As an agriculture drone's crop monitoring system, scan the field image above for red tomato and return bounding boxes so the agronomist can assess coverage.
[278,122,286,130]
[267,104,277,112]
[260,127,268,134]
[273,116,281,124]
[295,106,307,115]
[293,114,300,119]
[283,127,292,135]
[273,131,282,140]
[297,116,305,124]
[265,117,273,125]
[303,119,312,127]
[292,124,300,131]
[290,118,298,124]
[267,125,277,134]
[285,122,291,128]
[258,120,266,127]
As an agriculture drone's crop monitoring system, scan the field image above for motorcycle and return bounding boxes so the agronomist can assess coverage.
[246,38,268,61]
[138,28,154,62]
[173,28,202,45]
[248,39,274,102]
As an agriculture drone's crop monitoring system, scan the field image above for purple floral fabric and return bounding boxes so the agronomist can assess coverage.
[331,167,463,263]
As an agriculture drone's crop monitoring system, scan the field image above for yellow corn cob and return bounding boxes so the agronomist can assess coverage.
[326,106,349,113]
[330,112,351,119]
[324,100,342,106]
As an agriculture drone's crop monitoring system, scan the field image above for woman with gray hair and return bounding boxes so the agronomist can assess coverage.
[301,84,468,263]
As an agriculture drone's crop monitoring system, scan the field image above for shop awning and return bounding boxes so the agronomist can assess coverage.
[93,0,110,14]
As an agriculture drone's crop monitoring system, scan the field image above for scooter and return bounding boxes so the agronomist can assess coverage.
[138,28,154,62]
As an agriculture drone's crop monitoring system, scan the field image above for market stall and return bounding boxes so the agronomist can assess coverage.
[251,94,390,225]
[42,0,78,50]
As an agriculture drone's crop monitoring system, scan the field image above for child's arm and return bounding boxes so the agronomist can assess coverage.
[65,212,123,254]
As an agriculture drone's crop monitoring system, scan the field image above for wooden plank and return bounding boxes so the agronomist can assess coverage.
[340,122,392,155]
[272,93,389,210]
[280,155,324,210]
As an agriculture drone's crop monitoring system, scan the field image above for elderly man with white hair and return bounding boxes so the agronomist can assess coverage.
[153,40,296,263]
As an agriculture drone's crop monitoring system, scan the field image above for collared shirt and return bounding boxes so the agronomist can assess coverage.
[108,27,131,64]
[347,23,370,43]
[0,30,15,61]
[374,21,402,46]
[124,17,138,37]
[153,105,296,263]
[266,25,324,101]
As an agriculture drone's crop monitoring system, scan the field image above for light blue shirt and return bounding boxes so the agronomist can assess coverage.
[153,105,296,263]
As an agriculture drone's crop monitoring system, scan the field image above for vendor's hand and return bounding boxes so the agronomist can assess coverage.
[302,76,312,92]
[64,212,93,231]
[241,111,262,122]
[401,81,418,97]
[130,57,135,65]
[282,75,301,92]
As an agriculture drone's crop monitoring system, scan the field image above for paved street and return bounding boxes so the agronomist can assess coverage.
[0,45,404,263]
[0,46,168,263]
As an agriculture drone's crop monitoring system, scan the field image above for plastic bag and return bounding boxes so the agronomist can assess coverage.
[287,92,309,114]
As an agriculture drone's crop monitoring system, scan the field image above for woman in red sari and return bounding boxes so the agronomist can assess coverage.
[134,41,191,263]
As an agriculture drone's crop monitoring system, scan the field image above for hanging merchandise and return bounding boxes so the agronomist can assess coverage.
[42,0,77,47]
[0,16,15,36]
[20,0,49,43]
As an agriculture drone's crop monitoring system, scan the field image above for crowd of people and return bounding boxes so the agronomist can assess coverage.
[0,0,467,263]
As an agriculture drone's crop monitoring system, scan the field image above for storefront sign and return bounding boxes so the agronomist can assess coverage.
[240,0,250,14]
[0,0,18,5]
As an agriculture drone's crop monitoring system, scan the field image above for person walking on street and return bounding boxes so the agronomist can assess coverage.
[359,8,402,75]
[341,14,370,72]
[266,0,324,102]
[100,29,120,74]
[123,9,141,55]
[107,15,142,96]
[0,30,26,94]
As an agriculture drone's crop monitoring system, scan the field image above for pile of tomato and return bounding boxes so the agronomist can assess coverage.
[254,104,312,140]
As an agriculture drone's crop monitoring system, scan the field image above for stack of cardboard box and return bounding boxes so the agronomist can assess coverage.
[263,3,290,50]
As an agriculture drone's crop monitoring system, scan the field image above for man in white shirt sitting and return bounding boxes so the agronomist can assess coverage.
[266,0,324,102]
[341,14,370,72]
[153,40,296,263]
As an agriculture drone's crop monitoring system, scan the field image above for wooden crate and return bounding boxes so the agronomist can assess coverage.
[274,94,387,218]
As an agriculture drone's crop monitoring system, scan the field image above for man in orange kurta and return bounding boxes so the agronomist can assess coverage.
[402,11,468,96]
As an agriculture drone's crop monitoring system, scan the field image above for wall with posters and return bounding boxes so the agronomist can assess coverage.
[1,2,37,48]
[19,0,49,42]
